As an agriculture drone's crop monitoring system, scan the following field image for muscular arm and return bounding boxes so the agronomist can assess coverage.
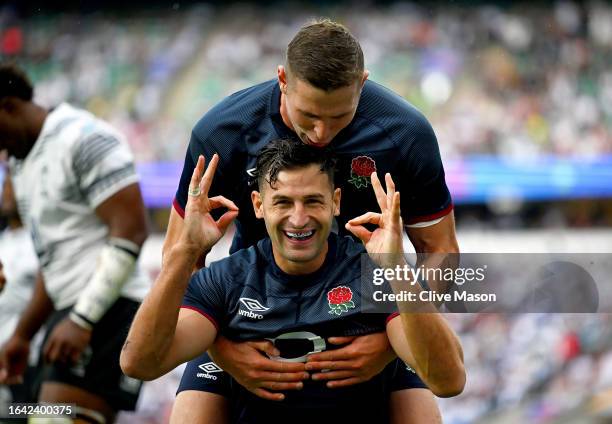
[387,314,464,398]
[121,244,216,380]
[96,182,149,247]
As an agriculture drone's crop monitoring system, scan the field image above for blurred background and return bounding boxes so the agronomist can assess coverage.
[1,1,612,423]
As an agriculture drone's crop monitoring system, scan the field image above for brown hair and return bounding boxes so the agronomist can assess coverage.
[286,19,364,91]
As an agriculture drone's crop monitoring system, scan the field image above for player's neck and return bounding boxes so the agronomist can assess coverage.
[272,242,329,276]
[279,91,295,132]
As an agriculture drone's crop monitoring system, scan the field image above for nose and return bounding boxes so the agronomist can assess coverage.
[313,121,332,145]
[288,203,309,228]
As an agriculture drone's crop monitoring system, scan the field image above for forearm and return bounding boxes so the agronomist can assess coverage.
[398,312,464,397]
[122,244,198,375]
[13,272,54,340]
[385,259,465,397]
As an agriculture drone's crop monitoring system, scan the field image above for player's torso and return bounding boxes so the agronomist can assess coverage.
[11,108,107,270]
[220,237,387,344]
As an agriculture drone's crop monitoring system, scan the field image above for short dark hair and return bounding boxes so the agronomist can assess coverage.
[286,19,364,91]
[0,63,33,101]
[256,138,337,191]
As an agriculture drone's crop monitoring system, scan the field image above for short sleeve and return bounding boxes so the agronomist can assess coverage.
[397,119,453,225]
[173,130,233,219]
[72,131,139,208]
[181,267,227,330]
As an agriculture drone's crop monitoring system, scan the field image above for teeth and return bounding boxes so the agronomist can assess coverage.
[286,230,314,239]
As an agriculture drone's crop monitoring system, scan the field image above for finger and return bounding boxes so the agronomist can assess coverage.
[307,348,352,362]
[345,223,371,245]
[216,210,239,234]
[326,336,357,345]
[326,377,363,388]
[248,340,280,357]
[255,358,307,373]
[392,192,401,226]
[255,371,310,382]
[347,212,381,226]
[305,360,353,371]
[260,381,304,391]
[200,154,219,196]
[43,339,54,363]
[209,196,239,212]
[252,388,285,402]
[190,155,205,192]
[311,370,356,381]
[385,173,395,209]
[370,172,387,211]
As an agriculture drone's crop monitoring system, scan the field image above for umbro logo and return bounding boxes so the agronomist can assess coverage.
[246,167,257,177]
[239,297,270,312]
[238,297,269,320]
[196,362,223,380]
[198,362,223,374]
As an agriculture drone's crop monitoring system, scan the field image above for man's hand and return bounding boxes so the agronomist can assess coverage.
[305,332,396,388]
[178,154,238,256]
[43,317,91,364]
[0,335,30,384]
[0,260,6,294]
[345,173,404,268]
[209,336,309,401]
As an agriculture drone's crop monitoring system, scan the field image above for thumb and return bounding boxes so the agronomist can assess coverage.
[248,340,280,357]
[327,336,357,346]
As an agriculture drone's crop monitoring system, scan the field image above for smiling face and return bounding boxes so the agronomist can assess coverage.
[278,66,367,148]
[252,163,341,275]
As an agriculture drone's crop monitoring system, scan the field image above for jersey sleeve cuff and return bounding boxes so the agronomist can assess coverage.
[173,197,185,218]
[181,305,219,331]
[386,312,400,323]
[405,203,453,227]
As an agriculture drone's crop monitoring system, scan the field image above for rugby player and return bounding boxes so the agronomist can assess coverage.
[164,18,460,416]
[0,63,149,424]
[121,139,465,423]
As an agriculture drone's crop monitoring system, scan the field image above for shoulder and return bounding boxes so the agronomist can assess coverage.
[198,244,261,285]
[191,80,276,143]
[358,80,436,148]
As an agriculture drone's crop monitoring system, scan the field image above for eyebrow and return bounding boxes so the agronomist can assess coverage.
[271,193,326,201]
[297,108,351,119]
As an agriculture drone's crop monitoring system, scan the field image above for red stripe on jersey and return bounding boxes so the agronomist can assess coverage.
[386,312,400,323]
[173,197,185,218]
[181,306,219,331]
[405,203,453,225]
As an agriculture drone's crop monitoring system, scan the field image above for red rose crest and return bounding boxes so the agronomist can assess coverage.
[348,156,377,189]
[327,286,356,315]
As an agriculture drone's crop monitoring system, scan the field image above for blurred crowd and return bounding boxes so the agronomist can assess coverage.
[441,313,612,423]
[1,1,610,162]
[2,2,612,423]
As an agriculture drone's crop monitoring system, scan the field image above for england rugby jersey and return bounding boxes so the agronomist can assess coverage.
[9,103,149,309]
[173,79,453,253]
[182,233,401,422]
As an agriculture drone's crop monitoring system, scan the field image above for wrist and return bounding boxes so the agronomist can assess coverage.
[69,310,94,331]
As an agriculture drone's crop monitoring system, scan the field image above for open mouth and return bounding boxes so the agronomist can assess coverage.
[284,230,316,242]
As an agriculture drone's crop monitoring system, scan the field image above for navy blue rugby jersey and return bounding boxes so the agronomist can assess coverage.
[181,233,402,421]
[174,79,452,252]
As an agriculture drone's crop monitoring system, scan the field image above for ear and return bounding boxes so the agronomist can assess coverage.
[251,190,264,219]
[333,187,341,216]
[278,65,288,93]
[360,70,369,88]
